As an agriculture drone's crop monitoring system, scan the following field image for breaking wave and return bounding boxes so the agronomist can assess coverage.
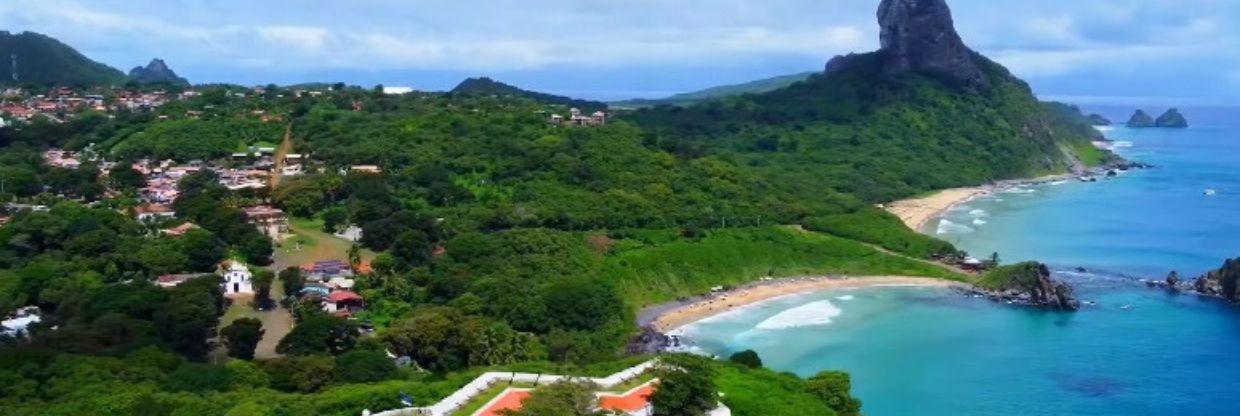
[754,300,843,330]
[972,218,988,226]
[835,295,855,301]
[937,219,975,235]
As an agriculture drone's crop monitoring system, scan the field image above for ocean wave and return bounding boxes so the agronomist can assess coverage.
[1111,141,1133,148]
[835,295,855,301]
[937,219,975,235]
[1094,126,1114,132]
[1049,180,1068,186]
[972,218,988,226]
[968,209,989,217]
[1003,187,1037,194]
[754,300,843,330]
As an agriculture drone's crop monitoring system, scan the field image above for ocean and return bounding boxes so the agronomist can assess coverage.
[674,105,1240,415]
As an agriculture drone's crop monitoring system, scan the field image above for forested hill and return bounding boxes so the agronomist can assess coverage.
[610,71,816,109]
[0,31,128,86]
[625,0,1111,203]
[451,77,606,111]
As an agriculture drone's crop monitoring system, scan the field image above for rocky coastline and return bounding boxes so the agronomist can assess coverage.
[963,262,1081,311]
[1147,258,1240,303]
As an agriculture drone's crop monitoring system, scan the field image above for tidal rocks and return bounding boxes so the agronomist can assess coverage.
[1192,258,1240,302]
[627,326,671,354]
[1155,108,1189,128]
[971,262,1081,311]
[1127,110,1155,128]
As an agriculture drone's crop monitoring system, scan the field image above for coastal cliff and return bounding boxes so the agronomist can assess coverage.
[970,262,1081,311]
[1154,259,1240,302]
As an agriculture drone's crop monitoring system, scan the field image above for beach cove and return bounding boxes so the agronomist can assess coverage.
[670,106,1240,415]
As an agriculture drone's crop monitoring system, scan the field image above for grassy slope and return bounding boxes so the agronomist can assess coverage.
[602,227,964,307]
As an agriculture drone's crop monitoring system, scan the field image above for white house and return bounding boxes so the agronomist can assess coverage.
[220,261,254,296]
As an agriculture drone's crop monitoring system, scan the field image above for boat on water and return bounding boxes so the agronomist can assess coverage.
[1204,189,1217,196]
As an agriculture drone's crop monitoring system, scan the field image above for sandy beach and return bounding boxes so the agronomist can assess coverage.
[643,276,964,332]
[883,173,1084,232]
[883,187,988,231]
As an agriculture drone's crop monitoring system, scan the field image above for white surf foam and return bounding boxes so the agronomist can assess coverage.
[972,218,988,226]
[835,295,855,301]
[754,300,843,330]
[1111,141,1133,148]
[968,209,989,217]
[937,219,975,235]
[1094,126,1114,132]
[1003,187,1037,194]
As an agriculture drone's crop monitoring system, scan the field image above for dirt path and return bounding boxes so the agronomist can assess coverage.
[215,272,295,360]
[269,123,294,189]
[252,275,293,359]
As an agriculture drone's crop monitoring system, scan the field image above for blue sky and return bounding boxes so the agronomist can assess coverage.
[2,0,1237,103]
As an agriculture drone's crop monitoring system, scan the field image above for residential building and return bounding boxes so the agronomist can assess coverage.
[243,205,288,237]
[135,203,176,223]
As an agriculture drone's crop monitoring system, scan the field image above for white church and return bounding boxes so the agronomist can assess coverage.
[220,260,254,297]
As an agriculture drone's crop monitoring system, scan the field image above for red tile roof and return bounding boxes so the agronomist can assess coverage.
[328,290,363,303]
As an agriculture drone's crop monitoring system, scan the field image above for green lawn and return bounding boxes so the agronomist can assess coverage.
[273,217,375,270]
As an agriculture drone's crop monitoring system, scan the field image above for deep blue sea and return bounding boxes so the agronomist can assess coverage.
[677,105,1240,415]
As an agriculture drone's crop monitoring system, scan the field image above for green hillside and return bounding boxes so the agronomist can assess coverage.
[0,31,127,86]
[451,77,606,111]
[626,53,1105,202]
[610,71,816,109]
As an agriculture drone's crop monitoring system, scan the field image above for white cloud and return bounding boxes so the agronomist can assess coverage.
[258,26,330,52]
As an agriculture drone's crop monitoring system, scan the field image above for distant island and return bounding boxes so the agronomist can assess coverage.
[1128,108,1188,128]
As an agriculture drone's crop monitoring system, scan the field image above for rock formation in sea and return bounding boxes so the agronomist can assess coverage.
[1127,110,1156,128]
[1191,258,1240,302]
[1155,108,1189,128]
[826,0,986,88]
[1088,114,1112,126]
[969,262,1081,311]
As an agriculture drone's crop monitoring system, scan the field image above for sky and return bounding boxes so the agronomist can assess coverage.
[1,0,1238,104]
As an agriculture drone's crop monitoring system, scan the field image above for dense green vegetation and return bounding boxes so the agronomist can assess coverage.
[0,31,128,86]
[451,77,607,111]
[0,41,1109,413]
[802,208,959,259]
[978,261,1048,291]
[610,71,816,109]
[628,53,1104,202]
[112,118,284,161]
[600,227,963,306]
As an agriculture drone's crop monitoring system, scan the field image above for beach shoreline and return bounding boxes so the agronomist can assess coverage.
[883,174,1081,232]
[639,276,966,333]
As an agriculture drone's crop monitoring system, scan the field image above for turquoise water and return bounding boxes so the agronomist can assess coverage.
[678,106,1240,415]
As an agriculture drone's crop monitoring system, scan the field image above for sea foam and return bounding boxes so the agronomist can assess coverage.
[972,218,988,226]
[937,219,975,235]
[754,300,843,330]
[835,295,855,301]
